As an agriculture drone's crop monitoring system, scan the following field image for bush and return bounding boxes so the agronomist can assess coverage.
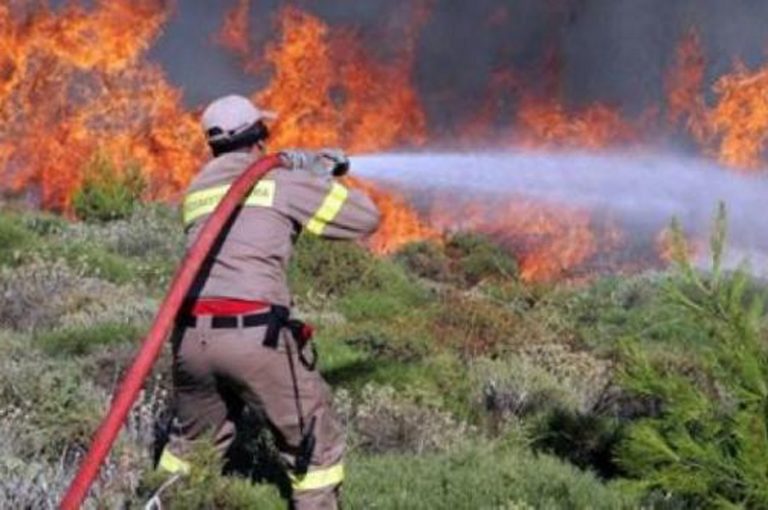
[394,240,451,281]
[73,154,146,223]
[344,441,637,509]
[470,356,585,422]
[141,440,284,510]
[395,233,518,287]
[534,409,624,479]
[291,234,426,315]
[616,205,768,508]
[0,213,38,265]
[337,384,472,455]
[432,291,523,356]
[447,232,518,285]
[64,203,184,261]
[0,353,105,458]
[568,273,706,353]
[35,321,145,356]
[0,258,154,331]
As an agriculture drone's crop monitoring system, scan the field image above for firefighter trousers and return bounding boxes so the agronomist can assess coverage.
[161,316,345,510]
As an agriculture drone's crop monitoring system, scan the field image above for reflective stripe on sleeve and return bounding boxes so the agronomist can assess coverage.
[182,180,276,227]
[157,449,191,475]
[305,182,349,236]
[289,463,344,492]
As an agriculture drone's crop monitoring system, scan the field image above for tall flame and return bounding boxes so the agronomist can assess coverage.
[215,0,251,57]
[708,64,768,170]
[3,4,768,280]
[0,1,204,210]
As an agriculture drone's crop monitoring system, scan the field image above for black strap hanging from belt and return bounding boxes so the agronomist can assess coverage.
[262,305,290,348]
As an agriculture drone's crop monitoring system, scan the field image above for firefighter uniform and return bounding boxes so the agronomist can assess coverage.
[160,149,381,510]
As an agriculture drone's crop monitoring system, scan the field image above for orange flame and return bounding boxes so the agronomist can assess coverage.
[707,63,768,170]
[429,198,598,282]
[253,7,432,253]
[4,4,766,281]
[665,28,708,142]
[0,1,204,210]
[517,97,636,149]
[216,0,251,57]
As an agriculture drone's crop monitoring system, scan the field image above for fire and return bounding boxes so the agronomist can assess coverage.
[665,29,708,142]
[347,177,439,254]
[429,197,597,282]
[256,6,427,152]
[665,29,768,170]
[707,64,768,170]
[3,4,768,281]
[216,0,251,57]
[516,97,636,149]
[0,1,204,210]
[253,6,431,250]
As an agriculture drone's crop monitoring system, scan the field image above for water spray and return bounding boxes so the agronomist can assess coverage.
[352,150,768,272]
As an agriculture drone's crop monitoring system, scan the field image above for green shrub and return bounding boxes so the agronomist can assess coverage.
[339,384,472,455]
[344,441,637,509]
[616,205,768,508]
[394,240,451,280]
[64,203,184,260]
[141,440,284,510]
[395,233,519,287]
[432,291,523,356]
[0,352,104,458]
[0,258,154,331]
[291,234,427,313]
[35,321,145,356]
[534,409,624,479]
[0,213,38,265]
[55,241,138,284]
[447,232,518,285]
[21,212,67,237]
[568,273,706,353]
[73,154,146,223]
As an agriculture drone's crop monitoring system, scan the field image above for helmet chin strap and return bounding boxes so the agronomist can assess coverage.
[209,120,270,157]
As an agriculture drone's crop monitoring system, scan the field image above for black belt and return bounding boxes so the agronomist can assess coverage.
[177,305,290,349]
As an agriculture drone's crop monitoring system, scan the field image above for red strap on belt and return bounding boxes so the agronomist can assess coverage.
[190,298,271,316]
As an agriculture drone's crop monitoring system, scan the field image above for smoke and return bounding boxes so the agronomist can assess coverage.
[352,151,768,272]
[154,1,768,124]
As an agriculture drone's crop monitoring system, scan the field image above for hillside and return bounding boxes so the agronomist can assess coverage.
[0,202,766,509]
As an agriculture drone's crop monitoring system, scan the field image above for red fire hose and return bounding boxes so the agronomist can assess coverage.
[60,154,282,510]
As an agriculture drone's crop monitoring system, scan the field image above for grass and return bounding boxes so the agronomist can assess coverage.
[344,442,636,510]
[34,321,146,356]
[0,203,764,508]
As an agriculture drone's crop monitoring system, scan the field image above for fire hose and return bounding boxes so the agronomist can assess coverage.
[60,154,282,510]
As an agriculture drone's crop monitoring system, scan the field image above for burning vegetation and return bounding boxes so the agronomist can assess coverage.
[1,2,768,281]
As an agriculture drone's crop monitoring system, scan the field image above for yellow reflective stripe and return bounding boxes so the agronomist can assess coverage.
[289,463,344,492]
[183,184,229,226]
[244,180,276,208]
[158,449,191,475]
[305,183,348,235]
[183,181,276,226]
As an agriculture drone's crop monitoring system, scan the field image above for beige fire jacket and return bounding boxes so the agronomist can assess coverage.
[182,151,381,307]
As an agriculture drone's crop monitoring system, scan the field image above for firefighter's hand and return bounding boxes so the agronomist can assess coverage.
[317,148,350,177]
[279,150,313,171]
[279,149,349,177]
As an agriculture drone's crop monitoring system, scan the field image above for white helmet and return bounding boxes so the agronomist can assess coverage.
[201,94,276,144]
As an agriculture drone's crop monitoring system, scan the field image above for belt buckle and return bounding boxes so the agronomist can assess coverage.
[211,315,239,329]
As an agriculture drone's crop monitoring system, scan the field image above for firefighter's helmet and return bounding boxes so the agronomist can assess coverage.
[202,95,276,155]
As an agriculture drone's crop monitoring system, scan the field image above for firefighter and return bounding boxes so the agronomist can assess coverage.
[157,94,381,509]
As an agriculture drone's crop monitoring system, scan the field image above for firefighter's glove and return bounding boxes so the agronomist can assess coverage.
[317,148,350,177]
[279,149,349,177]
[279,150,314,171]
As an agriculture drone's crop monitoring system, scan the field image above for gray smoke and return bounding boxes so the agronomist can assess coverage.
[154,0,768,131]
[352,151,768,273]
